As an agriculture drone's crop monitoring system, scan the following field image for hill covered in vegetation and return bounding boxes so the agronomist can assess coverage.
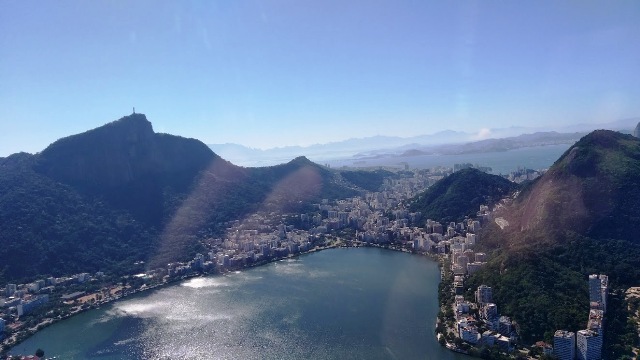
[467,130,640,357]
[338,169,395,192]
[408,168,518,223]
[0,114,359,282]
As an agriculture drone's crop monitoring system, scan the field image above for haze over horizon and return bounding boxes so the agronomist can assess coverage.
[1,1,639,157]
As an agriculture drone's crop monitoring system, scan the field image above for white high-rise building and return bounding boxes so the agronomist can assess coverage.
[482,303,499,330]
[553,330,575,360]
[588,274,601,303]
[589,274,608,312]
[466,233,476,245]
[476,285,493,305]
[456,255,469,271]
[599,275,608,312]
[576,329,602,360]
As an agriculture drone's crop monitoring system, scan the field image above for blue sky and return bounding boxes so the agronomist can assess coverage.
[1,0,639,156]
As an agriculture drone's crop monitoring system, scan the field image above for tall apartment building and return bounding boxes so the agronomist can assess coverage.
[576,329,602,360]
[476,285,493,305]
[599,275,608,312]
[588,274,601,303]
[553,330,575,360]
[588,274,608,312]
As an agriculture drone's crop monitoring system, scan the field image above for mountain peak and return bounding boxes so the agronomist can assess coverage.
[507,129,640,244]
[288,156,314,166]
[409,167,517,223]
[34,114,216,225]
[109,112,152,129]
[98,113,154,140]
[550,130,637,178]
[41,113,155,158]
[574,129,627,148]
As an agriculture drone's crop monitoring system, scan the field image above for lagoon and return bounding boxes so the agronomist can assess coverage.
[12,248,469,359]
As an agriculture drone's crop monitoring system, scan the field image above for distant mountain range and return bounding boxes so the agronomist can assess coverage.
[209,117,640,166]
[357,131,588,159]
[0,114,361,282]
[209,130,471,167]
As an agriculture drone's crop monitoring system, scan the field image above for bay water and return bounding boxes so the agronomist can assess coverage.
[327,143,571,174]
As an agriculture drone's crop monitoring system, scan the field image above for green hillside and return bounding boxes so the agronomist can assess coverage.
[409,168,517,223]
[0,114,359,282]
[468,130,640,358]
[0,153,155,282]
[339,169,395,192]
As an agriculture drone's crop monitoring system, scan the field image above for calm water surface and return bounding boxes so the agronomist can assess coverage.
[12,248,469,359]
[327,144,571,174]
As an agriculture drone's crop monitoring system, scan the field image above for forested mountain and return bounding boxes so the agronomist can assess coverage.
[338,169,396,192]
[503,130,640,246]
[408,168,518,223]
[467,130,640,356]
[35,114,219,226]
[0,114,359,282]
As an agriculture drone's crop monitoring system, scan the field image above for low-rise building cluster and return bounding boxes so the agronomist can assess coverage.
[453,283,516,351]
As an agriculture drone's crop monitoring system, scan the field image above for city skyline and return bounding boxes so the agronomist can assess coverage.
[1,0,639,156]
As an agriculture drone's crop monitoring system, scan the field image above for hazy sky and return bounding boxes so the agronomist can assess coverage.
[1,1,639,155]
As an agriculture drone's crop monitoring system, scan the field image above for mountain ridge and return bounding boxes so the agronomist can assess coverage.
[0,114,359,282]
[209,117,640,166]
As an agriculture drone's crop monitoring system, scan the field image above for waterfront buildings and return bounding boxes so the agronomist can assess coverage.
[460,325,480,344]
[17,295,49,317]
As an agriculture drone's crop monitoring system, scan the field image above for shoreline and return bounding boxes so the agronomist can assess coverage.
[3,242,444,357]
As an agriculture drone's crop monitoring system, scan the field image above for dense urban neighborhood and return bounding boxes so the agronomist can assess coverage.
[1,163,639,359]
